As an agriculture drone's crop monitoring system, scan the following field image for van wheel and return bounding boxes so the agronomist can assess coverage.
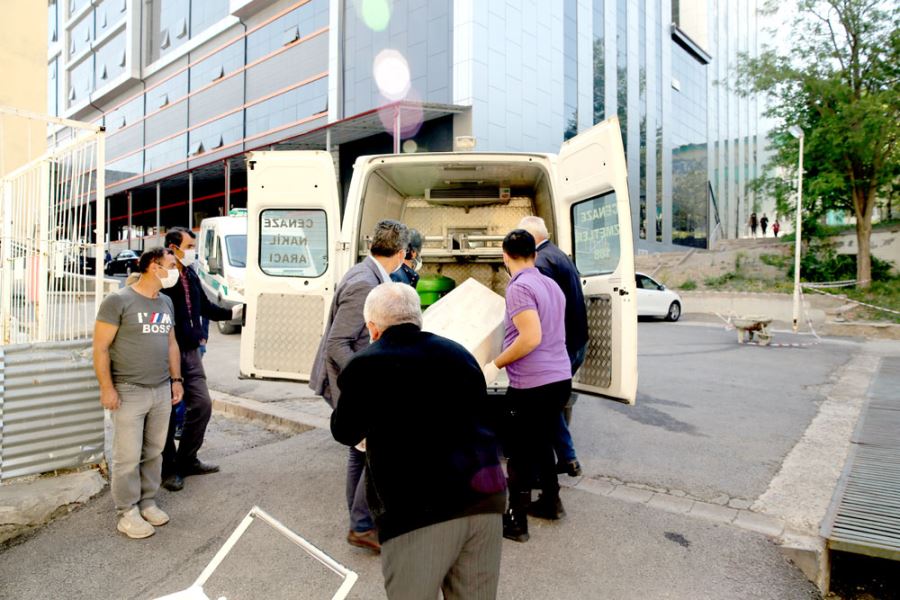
[665,301,681,322]
[217,320,238,335]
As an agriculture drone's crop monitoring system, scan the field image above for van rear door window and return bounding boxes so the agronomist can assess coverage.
[572,192,620,276]
[259,209,328,277]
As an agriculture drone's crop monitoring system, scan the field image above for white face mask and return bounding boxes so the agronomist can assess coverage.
[159,267,180,289]
[178,249,197,267]
[412,257,423,272]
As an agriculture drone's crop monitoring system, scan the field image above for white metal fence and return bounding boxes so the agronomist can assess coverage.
[0,106,106,344]
[0,107,107,481]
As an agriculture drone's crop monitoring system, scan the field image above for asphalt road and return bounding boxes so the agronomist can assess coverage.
[204,321,858,503]
[0,320,885,599]
[0,426,817,600]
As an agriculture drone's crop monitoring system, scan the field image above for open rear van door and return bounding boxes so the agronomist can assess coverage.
[239,151,340,381]
[552,118,638,404]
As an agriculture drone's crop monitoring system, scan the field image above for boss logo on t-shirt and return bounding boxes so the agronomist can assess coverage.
[137,312,172,334]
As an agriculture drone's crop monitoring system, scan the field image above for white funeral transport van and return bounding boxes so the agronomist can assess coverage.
[197,213,247,334]
[239,118,638,404]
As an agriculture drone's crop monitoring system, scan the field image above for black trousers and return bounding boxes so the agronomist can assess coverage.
[504,379,572,508]
[162,348,212,476]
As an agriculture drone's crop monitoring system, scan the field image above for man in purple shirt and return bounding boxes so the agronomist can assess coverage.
[483,230,572,543]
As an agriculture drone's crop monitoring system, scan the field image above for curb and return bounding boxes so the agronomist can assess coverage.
[562,476,829,592]
[209,390,324,434]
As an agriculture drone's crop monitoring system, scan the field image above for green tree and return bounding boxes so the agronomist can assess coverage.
[737,0,899,288]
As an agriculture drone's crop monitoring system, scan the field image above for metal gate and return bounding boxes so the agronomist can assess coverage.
[0,107,106,480]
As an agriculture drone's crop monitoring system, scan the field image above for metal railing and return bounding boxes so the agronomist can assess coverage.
[0,107,107,481]
[0,106,106,344]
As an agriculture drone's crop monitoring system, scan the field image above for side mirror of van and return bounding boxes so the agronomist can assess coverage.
[208,256,222,275]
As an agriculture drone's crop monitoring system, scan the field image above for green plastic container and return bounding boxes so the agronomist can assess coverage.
[416,274,456,307]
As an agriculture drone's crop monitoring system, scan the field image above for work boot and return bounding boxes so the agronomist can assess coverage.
[117,507,155,539]
[528,493,566,520]
[556,459,582,477]
[502,508,529,542]
[161,473,184,491]
[182,459,220,476]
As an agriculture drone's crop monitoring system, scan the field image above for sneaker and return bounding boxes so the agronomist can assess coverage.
[140,504,170,526]
[117,507,155,539]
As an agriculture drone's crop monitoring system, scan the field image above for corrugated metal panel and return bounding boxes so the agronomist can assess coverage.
[245,35,329,102]
[0,340,104,481]
[822,357,900,561]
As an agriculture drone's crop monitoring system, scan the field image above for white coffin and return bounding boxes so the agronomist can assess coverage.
[422,278,506,367]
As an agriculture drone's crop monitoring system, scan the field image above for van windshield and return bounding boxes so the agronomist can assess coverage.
[225,235,247,267]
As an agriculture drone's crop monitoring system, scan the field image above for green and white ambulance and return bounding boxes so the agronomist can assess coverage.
[197,210,247,334]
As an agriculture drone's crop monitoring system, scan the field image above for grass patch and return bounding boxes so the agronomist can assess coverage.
[679,279,697,291]
[760,253,790,269]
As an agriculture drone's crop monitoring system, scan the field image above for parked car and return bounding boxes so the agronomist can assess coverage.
[105,250,140,276]
[636,272,682,321]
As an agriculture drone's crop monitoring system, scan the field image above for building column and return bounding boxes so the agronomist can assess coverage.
[155,183,161,237]
[127,190,133,250]
[188,171,194,229]
[224,159,231,214]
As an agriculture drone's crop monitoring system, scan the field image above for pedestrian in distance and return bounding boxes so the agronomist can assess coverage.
[93,247,184,539]
[331,283,506,600]
[483,230,573,543]
[310,220,410,554]
[517,216,586,477]
[390,228,423,288]
[159,228,241,493]
[760,213,769,236]
[773,219,781,238]
[748,212,758,238]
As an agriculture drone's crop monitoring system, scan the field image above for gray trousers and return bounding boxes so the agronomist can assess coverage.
[381,514,502,600]
[110,382,171,514]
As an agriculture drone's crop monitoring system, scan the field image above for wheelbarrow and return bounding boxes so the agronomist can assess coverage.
[732,316,773,346]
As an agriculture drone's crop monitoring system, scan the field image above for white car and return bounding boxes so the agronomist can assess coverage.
[636,272,682,321]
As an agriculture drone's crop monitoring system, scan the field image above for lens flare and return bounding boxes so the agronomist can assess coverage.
[360,0,391,31]
[378,89,424,139]
[402,139,418,153]
[373,49,411,101]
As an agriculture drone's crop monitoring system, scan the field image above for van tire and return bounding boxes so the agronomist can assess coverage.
[217,320,238,335]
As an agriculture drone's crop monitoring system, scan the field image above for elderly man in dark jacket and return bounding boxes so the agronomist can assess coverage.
[332,282,506,600]
[518,217,588,477]
[310,220,409,553]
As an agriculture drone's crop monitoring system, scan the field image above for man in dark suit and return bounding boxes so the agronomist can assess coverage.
[159,228,239,492]
[518,216,588,477]
[390,228,422,288]
[310,220,409,553]
[332,282,506,599]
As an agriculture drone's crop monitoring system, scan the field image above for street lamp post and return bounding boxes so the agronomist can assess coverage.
[789,125,804,333]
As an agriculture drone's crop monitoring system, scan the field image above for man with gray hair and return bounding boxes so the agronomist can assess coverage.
[517,216,588,477]
[310,219,409,553]
[332,283,506,599]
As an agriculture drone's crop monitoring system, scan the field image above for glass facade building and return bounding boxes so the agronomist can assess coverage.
[50,0,765,252]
